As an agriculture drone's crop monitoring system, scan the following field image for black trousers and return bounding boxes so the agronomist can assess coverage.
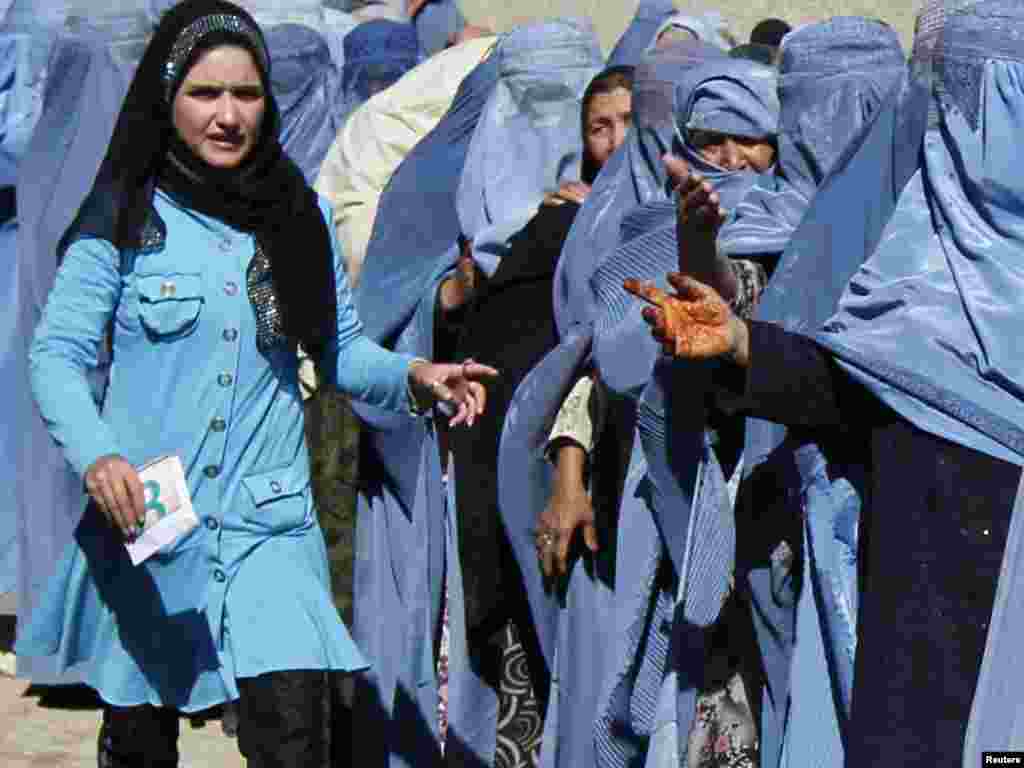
[97,670,350,768]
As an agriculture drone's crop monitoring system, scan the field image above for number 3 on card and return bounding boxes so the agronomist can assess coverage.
[143,480,168,522]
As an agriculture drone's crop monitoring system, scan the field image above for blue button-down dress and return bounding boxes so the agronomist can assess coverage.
[17,189,414,712]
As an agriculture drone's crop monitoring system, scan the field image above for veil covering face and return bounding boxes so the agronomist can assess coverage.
[455,18,604,277]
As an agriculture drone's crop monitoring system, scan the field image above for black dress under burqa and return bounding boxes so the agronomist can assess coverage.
[448,201,580,767]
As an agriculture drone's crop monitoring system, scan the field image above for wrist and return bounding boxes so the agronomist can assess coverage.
[407,358,432,414]
[728,316,750,368]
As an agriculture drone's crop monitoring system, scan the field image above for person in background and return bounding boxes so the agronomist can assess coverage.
[585,54,778,768]
[346,43,501,768]
[678,16,907,768]
[444,19,603,767]
[447,64,633,768]
[747,17,790,64]
[15,3,495,766]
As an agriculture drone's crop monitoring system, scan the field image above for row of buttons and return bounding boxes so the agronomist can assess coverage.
[210,259,236,595]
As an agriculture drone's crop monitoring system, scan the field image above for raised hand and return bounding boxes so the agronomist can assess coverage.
[623,273,749,365]
[409,358,500,427]
[663,154,738,301]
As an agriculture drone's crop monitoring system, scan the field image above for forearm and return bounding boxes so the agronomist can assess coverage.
[551,442,588,495]
[720,320,845,428]
[325,197,416,413]
[331,334,416,413]
[29,239,122,476]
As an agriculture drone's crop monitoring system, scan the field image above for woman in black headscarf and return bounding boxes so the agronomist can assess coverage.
[19,2,494,765]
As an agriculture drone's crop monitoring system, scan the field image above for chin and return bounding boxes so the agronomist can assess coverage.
[200,144,252,169]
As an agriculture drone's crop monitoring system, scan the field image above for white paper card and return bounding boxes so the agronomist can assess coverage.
[126,454,199,566]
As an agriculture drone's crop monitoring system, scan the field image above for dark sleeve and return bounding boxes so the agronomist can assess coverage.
[719,320,879,429]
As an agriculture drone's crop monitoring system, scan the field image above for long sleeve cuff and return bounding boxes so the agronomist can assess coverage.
[546,376,598,459]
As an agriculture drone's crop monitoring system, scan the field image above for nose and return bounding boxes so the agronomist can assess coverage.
[214,93,241,128]
[610,119,628,154]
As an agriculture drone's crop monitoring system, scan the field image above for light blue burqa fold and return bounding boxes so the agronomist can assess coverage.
[264,23,346,184]
[705,18,907,768]
[348,48,498,768]
[797,4,1024,760]
[496,43,726,768]
[0,28,51,596]
[14,33,132,684]
[456,18,603,278]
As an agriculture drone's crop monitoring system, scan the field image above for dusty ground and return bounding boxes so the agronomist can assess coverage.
[0,593,244,768]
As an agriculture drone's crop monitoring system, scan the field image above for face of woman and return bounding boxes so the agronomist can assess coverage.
[172,45,267,169]
[689,129,776,172]
[583,87,633,172]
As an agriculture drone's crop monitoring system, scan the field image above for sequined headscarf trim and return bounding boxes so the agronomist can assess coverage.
[162,13,268,102]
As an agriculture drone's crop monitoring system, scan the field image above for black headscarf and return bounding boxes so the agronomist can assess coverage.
[60,0,337,362]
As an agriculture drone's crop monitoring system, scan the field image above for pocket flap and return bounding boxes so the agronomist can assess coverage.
[137,273,203,303]
[242,462,308,507]
[137,273,203,338]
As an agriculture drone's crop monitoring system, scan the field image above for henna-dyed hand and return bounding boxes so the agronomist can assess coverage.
[623,273,749,366]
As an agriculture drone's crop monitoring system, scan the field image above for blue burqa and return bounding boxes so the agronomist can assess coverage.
[265,23,346,183]
[455,17,603,278]
[14,33,133,683]
[709,18,907,768]
[1,28,52,596]
[497,42,728,768]
[587,58,777,768]
[339,18,419,124]
[790,4,1024,760]
[605,0,676,68]
[349,48,499,768]
[413,0,465,58]
[502,52,777,768]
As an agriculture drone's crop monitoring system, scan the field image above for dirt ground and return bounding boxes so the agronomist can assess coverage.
[0,593,244,768]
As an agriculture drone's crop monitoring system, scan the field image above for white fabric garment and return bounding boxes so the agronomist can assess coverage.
[314,35,495,288]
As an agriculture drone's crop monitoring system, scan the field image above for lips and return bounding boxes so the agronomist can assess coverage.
[208,135,243,149]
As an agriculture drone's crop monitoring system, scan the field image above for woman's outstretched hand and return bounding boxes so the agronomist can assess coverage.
[623,273,750,366]
[409,359,499,427]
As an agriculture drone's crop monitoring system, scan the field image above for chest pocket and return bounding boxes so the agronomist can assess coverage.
[241,460,311,533]
[137,273,204,340]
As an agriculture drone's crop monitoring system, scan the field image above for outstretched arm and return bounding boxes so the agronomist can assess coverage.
[664,153,740,302]
[623,274,854,429]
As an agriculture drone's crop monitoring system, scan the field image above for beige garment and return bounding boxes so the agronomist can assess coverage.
[302,36,495,397]
[547,375,597,455]
[314,36,496,289]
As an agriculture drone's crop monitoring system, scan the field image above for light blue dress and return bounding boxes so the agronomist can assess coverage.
[16,188,414,712]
